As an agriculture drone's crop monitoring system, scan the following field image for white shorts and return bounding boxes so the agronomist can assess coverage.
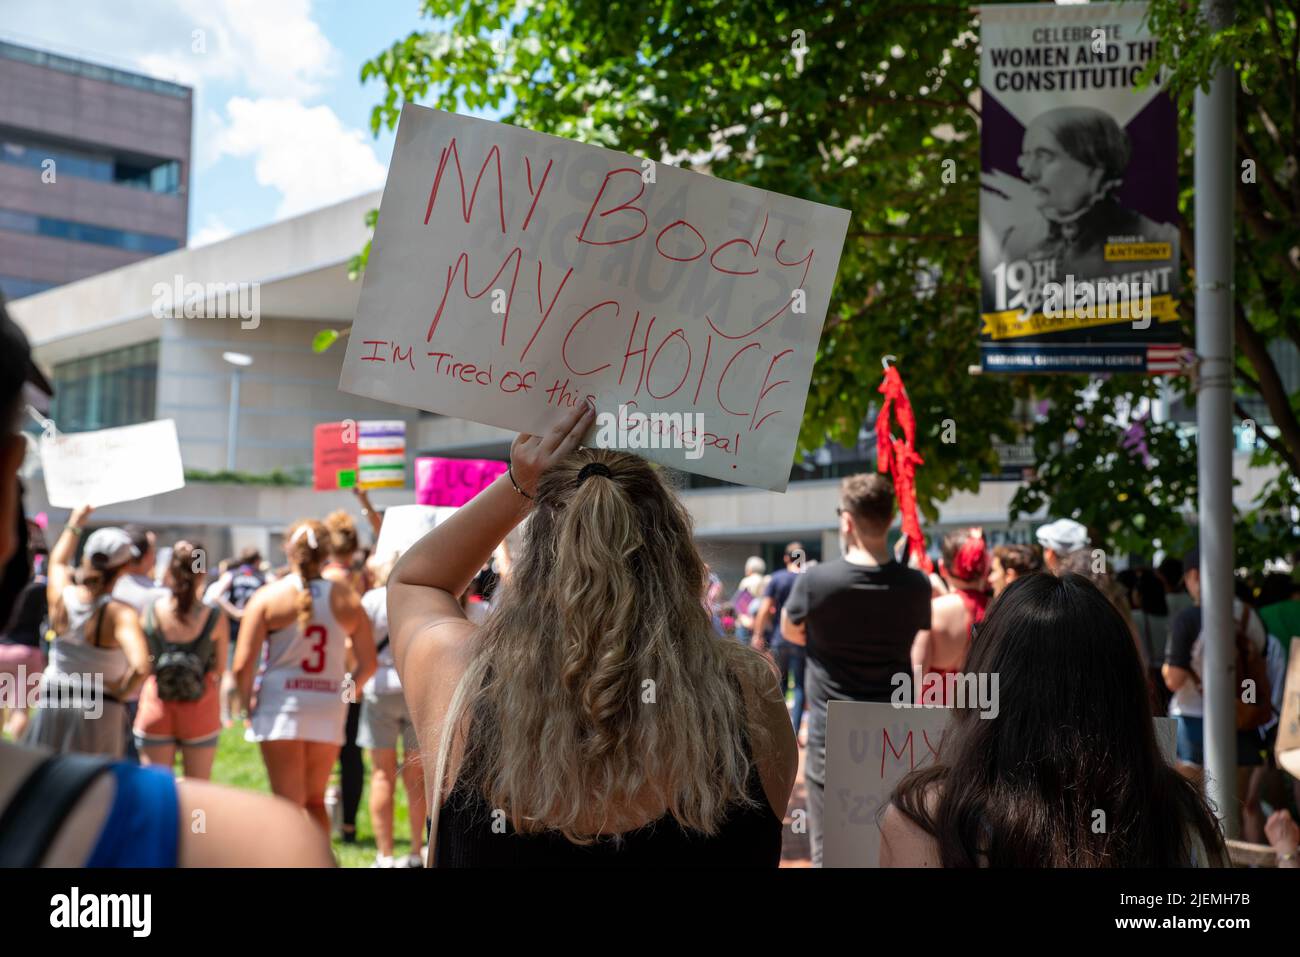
[245,706,346,746]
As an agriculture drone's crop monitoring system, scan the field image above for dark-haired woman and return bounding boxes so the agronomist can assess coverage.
[25,507,150,758]
[881,573,1227,867]
[133,541,228,779]
[388,403,796,866]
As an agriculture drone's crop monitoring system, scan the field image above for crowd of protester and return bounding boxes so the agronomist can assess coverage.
[2,301,1299,869]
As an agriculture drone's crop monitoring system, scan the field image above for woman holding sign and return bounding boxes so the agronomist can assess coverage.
[234,518,377,836]
[388,402,797,866]
[881,573,1227,867]
[27,509,152,758]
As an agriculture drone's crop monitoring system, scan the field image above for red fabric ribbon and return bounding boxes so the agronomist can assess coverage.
[876,364,933,574]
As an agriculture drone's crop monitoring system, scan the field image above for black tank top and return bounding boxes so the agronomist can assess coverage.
[435,699,783,867]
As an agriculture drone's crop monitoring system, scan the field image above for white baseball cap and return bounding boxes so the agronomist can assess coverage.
[83,527,138,570]
[1035,518,1090,555]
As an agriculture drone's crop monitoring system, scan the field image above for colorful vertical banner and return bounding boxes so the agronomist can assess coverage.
[978,1,1182,374]
[313,421,357,491]
[357,420,406,489]
[414,457,509,506]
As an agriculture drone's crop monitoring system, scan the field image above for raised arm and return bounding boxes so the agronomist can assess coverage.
[353,487,383,539]
[387,401,595,666]
[47,504,92,605]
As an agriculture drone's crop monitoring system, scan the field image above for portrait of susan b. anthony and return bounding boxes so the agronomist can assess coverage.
[996,105,1177,279]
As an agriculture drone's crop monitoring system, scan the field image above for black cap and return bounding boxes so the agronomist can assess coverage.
[0,292,54,409]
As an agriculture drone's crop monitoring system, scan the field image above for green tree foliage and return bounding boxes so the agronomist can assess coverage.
[358,0,1298,562]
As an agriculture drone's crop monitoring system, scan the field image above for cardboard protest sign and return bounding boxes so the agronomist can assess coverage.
[357,420,406,490]
[313,422,357,491]
[41,419,185,508]
[340,104,850,491]
[372,504,458,565]
[415,457,508,506]
[978,1,1182,374]
[1276,639,1300,778]
[823,700,1177,867]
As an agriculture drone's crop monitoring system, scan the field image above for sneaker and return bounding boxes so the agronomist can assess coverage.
[370,855,395,868]
[394,853,423,868]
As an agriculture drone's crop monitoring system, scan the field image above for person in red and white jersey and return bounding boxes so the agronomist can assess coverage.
[234,518,376,836]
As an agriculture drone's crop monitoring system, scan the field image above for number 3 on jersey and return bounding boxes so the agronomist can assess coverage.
[301,624,327,673]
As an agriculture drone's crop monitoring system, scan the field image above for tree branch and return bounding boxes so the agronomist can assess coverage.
[1233,298,1300,474]
[1235,400,1299,473]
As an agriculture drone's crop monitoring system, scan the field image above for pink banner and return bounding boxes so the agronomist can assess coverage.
[415,457,509,506]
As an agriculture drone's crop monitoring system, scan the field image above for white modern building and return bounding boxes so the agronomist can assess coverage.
[7,191,1279,587]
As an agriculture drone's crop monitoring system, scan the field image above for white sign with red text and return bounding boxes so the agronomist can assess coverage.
[40,419,185,508]
[340,104,850,491]
[823,700,1177,867]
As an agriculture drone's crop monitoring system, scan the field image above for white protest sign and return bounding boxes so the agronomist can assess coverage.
[40,419,185,508]
[340,104,851,492]
[823,701,1177,867]
[372,504,459,565]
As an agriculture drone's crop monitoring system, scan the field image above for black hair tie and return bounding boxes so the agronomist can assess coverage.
[576,462,613,486]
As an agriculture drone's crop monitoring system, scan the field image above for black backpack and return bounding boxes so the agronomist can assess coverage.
[145,603,217,702]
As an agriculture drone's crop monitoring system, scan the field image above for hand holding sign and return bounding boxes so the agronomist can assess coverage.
[509,401,597,497]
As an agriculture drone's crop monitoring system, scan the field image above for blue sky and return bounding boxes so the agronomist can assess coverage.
[0,0,497,245]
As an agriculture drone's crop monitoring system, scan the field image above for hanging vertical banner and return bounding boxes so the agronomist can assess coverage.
[357,420,406,489]
[978,1,1182,374]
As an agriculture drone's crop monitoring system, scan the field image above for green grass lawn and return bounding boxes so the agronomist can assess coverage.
[210,726,417,868]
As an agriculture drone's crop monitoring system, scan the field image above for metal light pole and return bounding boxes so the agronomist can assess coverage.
[223,351,253,472]
[1194,0,1237,837]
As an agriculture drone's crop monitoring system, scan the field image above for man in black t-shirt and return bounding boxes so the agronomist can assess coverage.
[783,473,931,867]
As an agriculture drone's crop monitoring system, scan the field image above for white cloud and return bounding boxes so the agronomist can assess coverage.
[0,0,379,227]
[0,0,337,99]
[189,217,235,248]
[214,97,386,219]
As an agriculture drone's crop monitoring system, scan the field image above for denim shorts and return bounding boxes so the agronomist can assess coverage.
[1175,715,1263,767]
